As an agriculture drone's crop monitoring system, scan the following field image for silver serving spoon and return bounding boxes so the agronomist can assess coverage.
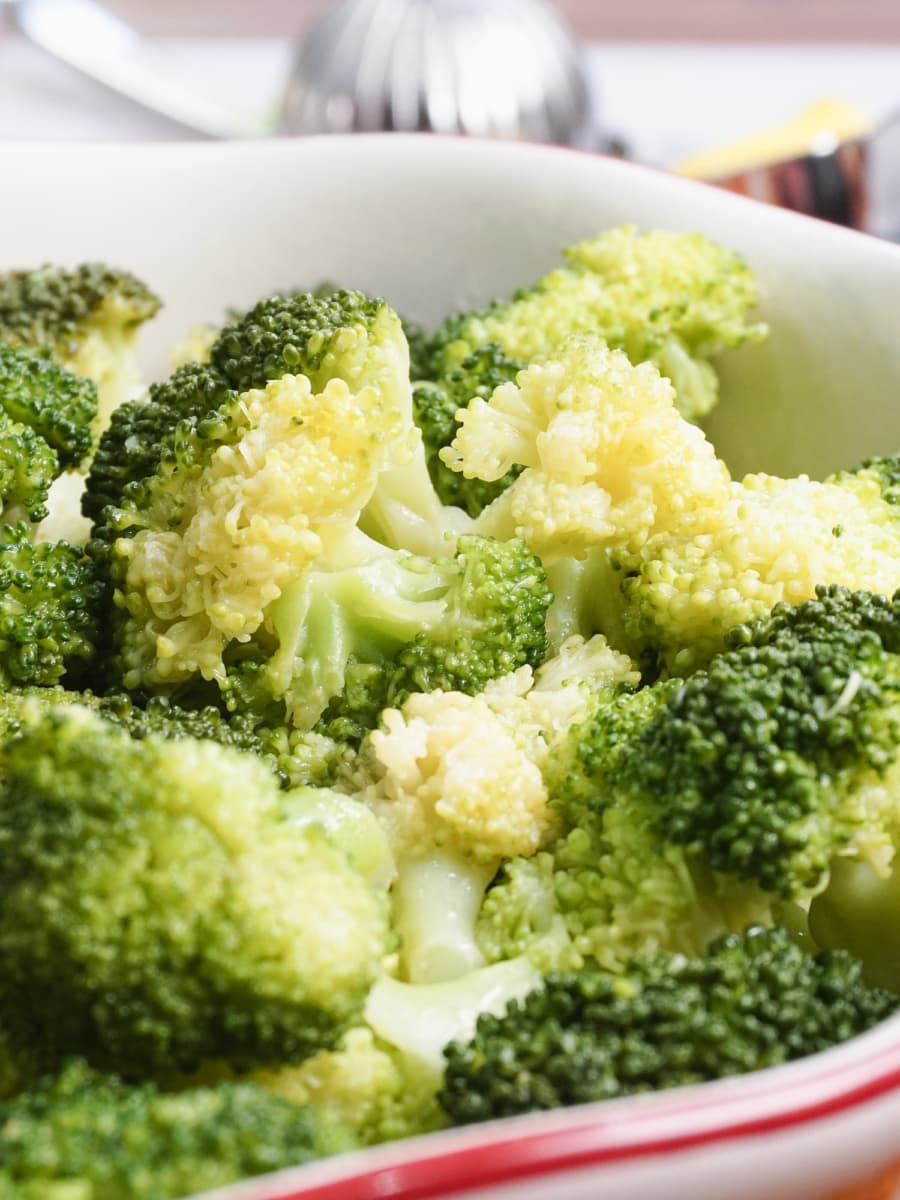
[3,0,594,147]
[280,0,594,144]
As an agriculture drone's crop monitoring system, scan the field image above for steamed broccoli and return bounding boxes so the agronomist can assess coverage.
[0,706,390,1076]
[0,263,159,430]
[0,346,98,534]
[424,226,765,425]
[357,639,638,983]
[477,587,900,975]
[0,524,102,687]
[87,291,475,698]
[0,1059,353,1199]
[413,343,526,516]
[445,336,900,672]
[439,926,900,1122]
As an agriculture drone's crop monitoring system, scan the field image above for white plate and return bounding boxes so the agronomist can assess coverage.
[3,134,900,1200]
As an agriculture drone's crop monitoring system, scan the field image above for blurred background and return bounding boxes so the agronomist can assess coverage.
[103,1,900,40]
[3,0,900,234]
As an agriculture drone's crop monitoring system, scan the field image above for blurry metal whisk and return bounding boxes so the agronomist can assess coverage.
[280,0,594,146]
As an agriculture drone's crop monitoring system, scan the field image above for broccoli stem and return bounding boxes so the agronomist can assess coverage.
[393,850,498,984]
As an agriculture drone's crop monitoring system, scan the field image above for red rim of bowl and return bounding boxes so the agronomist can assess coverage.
[226,1013,900,1200]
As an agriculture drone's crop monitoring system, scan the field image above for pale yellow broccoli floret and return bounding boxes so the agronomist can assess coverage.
[367,689,552,865]
[118,372,415,687]
[448,337,730,563]
[434,226,765,422]
[620,470,900,673]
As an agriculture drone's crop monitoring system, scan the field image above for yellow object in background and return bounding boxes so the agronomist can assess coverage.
[674,99,874,181]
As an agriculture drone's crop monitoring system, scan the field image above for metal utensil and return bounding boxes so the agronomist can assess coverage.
[280,0,595,145]
[1,0,265,139]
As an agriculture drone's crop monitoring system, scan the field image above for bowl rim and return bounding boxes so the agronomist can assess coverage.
[214,1007,900,1200]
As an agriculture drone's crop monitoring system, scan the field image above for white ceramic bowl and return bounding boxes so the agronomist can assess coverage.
[3,135,900,1200]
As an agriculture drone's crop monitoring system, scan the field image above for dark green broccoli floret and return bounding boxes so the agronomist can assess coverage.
[0,1060,353,1200]
[478,587,900,975]
[0,706,389,1076]
[210,288,395,394]
[615,586,900,895]
[439,926,900,1123]
[0,264,158,358]
[0,264,160,429]
[413,343,526,517]
[0,345,97,466]
[0,413,58,522]
[83,362,235,523]
[0,524,102,687]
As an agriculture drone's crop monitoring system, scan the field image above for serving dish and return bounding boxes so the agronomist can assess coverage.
[2,134,900,1200]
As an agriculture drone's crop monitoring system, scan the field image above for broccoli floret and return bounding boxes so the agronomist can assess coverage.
[90,291,475,695]
[356,642,637,984]
[446,337,900,673]
[0,412,58,523]
[0,1059,353,1199]
[439,926,900,1123]
[255,1027,446,1147]
[0,345,97,466]
[0,706,390,1076]
[485,588,899,976]
[612,587,900,897]
[83,362,234,524]
[413,344,526,516]
[0,524,102,687]
[359,686,554,982]
[426,226,766,426]
[0,264,159,430]
[0,348,99,532]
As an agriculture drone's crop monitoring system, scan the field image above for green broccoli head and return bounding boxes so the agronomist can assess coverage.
[439,926,900,1123]
[0,706,390,1076]
[0,345,97,467]
[89,288,470,692]
[0,412,58,523]
[427,226,766,424]
[83,362,235,524]
[0,263,160,429]
[210,288,408,402]
[413,343,526,517]
[479,589,900,973]
[0,1059,353,1200]
[0,524,103,687]
[617,587,900,896]
[0,347,98,525]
